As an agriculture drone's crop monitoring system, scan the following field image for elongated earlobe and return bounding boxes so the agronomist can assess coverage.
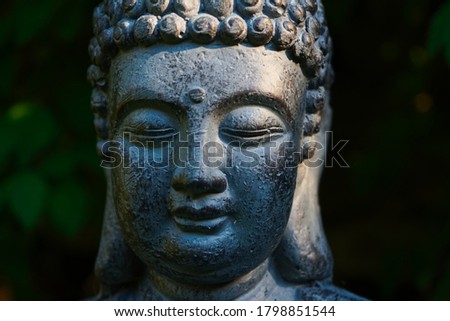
[274,99,333,284]
[95,169,143,297]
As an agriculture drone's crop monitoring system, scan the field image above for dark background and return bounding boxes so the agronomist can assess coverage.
[0,0,449,300]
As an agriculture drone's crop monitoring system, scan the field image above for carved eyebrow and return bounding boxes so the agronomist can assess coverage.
[114,98,181,127]
[217,91,292,121]
[116,86,175,106]
[113,86,185,120]
[114,90,293,123]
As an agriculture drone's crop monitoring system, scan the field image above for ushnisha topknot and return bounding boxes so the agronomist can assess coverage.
[88,0,333,159]
[89,0,327,71]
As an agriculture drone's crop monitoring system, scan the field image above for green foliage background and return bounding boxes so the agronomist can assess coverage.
[0,0,449,300]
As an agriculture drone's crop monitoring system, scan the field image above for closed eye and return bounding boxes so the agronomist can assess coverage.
[220,126,284,143]
[124,127,178,141]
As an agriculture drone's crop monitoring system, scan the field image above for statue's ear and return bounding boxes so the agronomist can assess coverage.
[304,86,325,135]
[94,169,143,297]
[274,92,333,284]
[301,86,325,161]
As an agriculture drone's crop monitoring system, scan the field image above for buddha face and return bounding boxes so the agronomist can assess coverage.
[109,43,308,285]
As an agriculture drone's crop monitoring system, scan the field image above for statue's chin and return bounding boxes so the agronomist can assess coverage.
[145,251,267,286]
[152,263,255,286]
[139,241,268,286]
[147,257,271,294]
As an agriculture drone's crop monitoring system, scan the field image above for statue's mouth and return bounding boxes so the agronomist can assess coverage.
[172,216,228,234]
[171,206,228,234]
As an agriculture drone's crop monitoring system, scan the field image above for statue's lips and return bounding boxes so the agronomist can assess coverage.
[171,206,228,234]
[172,216,228,234]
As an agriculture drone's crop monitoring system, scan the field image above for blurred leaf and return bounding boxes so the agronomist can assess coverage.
[74,145,102,169]
[428,1,450,66]
[49,182,87,237]
[0,113,17,166]
[0,184,5,209]
[7,172,47,230]
[40,151,77,179]
[0,54,18,99]
[4,102,58,164]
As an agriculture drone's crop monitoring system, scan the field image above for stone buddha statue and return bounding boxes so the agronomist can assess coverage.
[87,0,362,300]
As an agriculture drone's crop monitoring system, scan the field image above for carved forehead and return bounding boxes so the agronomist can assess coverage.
[110,43,305,110]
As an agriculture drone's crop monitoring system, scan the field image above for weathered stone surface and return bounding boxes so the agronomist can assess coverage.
[88,0,364,301]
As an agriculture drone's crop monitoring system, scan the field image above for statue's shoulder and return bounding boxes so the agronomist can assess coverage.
[91,280,366,301]
[295,282,366,301]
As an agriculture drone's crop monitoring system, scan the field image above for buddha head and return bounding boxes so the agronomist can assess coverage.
[88,0,335,300]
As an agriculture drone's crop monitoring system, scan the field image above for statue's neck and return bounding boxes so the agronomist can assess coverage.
[145,260,270,301]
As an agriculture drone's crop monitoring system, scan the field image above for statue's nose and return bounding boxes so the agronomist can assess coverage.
[171,165,227,197]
